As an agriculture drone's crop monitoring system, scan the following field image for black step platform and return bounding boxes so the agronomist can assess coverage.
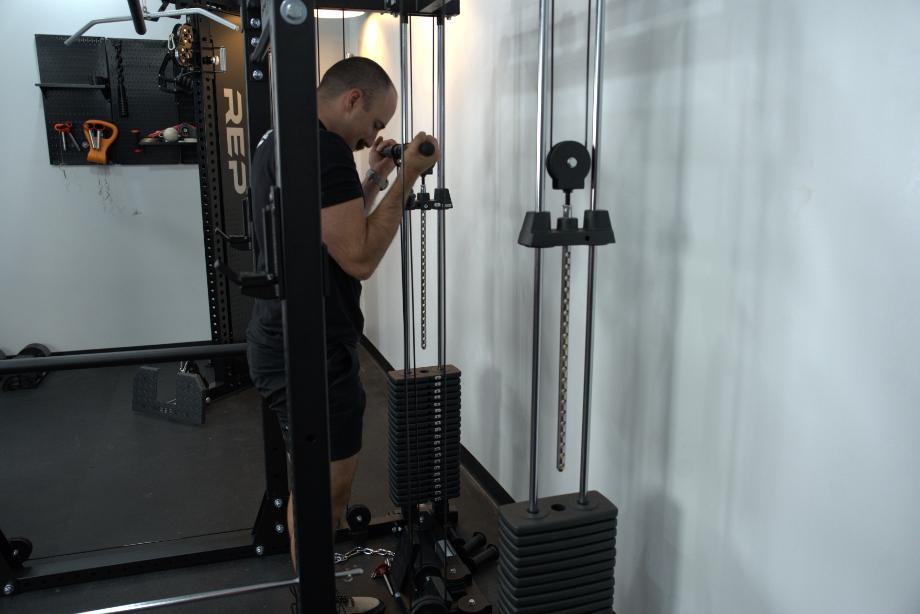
[497,491,617,614]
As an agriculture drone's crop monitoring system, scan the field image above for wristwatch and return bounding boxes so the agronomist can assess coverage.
[365,168,389,190]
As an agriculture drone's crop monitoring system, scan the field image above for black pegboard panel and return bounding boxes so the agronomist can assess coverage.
[195,13,252,349]
[35,34,112,166]
[35,33,197,166]
[103,37,198,165]
[195,16,230,345]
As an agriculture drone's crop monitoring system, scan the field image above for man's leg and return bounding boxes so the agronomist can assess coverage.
[286,452,360,569]
[330,453,361,533]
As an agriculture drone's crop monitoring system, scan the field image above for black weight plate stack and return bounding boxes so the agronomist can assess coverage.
[497,491,617,614]
[387,365,462,506]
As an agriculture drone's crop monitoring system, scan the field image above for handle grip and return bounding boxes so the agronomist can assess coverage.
[381,140,436,161]
[127,0,147,35]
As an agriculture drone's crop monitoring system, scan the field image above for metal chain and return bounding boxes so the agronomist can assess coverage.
[557,245,572,471]
[334,547,396,565]
[420,210,428,350]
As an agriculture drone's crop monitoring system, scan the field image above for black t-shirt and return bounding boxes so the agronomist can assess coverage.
[246,123,365,358]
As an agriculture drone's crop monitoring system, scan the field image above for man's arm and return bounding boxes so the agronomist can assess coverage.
[323,133,440,281]
[361,136,397,212]
[361,175,383,212]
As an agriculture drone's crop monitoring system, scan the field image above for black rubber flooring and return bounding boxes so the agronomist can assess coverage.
[0,346,501,613]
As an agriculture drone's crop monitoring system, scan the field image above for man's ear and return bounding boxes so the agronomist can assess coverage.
[345,88,362,112]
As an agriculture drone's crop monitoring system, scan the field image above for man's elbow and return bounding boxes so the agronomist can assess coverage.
[353,266,373,282]
[343,259,374,281]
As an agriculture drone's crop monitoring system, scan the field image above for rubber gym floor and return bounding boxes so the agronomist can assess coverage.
[0,345,502,613]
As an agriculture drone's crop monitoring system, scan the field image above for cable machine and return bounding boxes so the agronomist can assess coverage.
[498,0,618,612]
[3,1,619,612]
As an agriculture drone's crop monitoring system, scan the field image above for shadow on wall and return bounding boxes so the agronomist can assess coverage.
[607,0,807,611]
[610,0,693,527]
[623,491,682,614]
[601,0,699,611]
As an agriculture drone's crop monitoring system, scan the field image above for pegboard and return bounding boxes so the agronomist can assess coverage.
[35,33,198,166]
[35,34,112,166]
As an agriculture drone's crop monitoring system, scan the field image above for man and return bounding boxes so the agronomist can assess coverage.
[246,56,440,614]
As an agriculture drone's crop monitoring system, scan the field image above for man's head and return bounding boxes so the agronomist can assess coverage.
[317,57,398,152]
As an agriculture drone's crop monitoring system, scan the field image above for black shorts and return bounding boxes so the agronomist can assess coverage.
[248,341,366,462]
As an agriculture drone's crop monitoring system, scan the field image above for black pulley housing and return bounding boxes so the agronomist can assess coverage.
[546,141,591,192]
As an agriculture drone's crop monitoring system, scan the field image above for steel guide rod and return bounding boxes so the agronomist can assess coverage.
[528,0,552,515]
[437,15,447,369]
[75,578,298,614]
[397,9,417,541]
[579,0,606,505]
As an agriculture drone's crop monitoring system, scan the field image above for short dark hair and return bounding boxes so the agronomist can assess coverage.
[318,56,395,108]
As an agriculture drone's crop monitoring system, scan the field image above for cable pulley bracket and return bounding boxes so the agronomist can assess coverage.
[546,141,592,192]
[518,210,615,249]
[405,188,453,211]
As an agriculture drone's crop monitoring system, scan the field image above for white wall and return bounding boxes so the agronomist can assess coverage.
[0,2,211,353]
[360,1,920,612]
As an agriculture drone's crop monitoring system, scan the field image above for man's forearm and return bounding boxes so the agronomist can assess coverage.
[357,171,419,278]
[362,178,381,211]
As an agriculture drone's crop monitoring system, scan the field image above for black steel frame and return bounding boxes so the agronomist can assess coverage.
[0,341,293,598]
[193,10,253,395]
[252,1,338,606]
[2,1,461,610]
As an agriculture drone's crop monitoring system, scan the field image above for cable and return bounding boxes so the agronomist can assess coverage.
[397,1,416,590]
[584,0,592,147]
[548,0,555,148]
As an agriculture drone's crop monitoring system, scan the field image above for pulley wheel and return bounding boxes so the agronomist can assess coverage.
[409,594,448,614]
[2,343,51,391]
[8,537,33,568]
[20,343,51,358]
[345,504,371,533]
[413,564,442,590]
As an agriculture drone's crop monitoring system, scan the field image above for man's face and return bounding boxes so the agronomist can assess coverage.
[342,87,398,152]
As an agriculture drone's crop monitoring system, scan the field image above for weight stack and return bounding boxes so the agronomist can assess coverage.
[497,491,617,614]
[387,365,462,506]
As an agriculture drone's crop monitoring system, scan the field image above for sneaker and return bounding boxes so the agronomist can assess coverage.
[336,593,385,614]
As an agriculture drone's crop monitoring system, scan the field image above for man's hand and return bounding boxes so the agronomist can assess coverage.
[369,136,398,178]
[401,132,441,179]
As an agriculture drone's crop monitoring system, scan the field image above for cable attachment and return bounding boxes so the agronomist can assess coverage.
[420,180,429,349]
[546,141,590,471]
[557,239,572,470]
